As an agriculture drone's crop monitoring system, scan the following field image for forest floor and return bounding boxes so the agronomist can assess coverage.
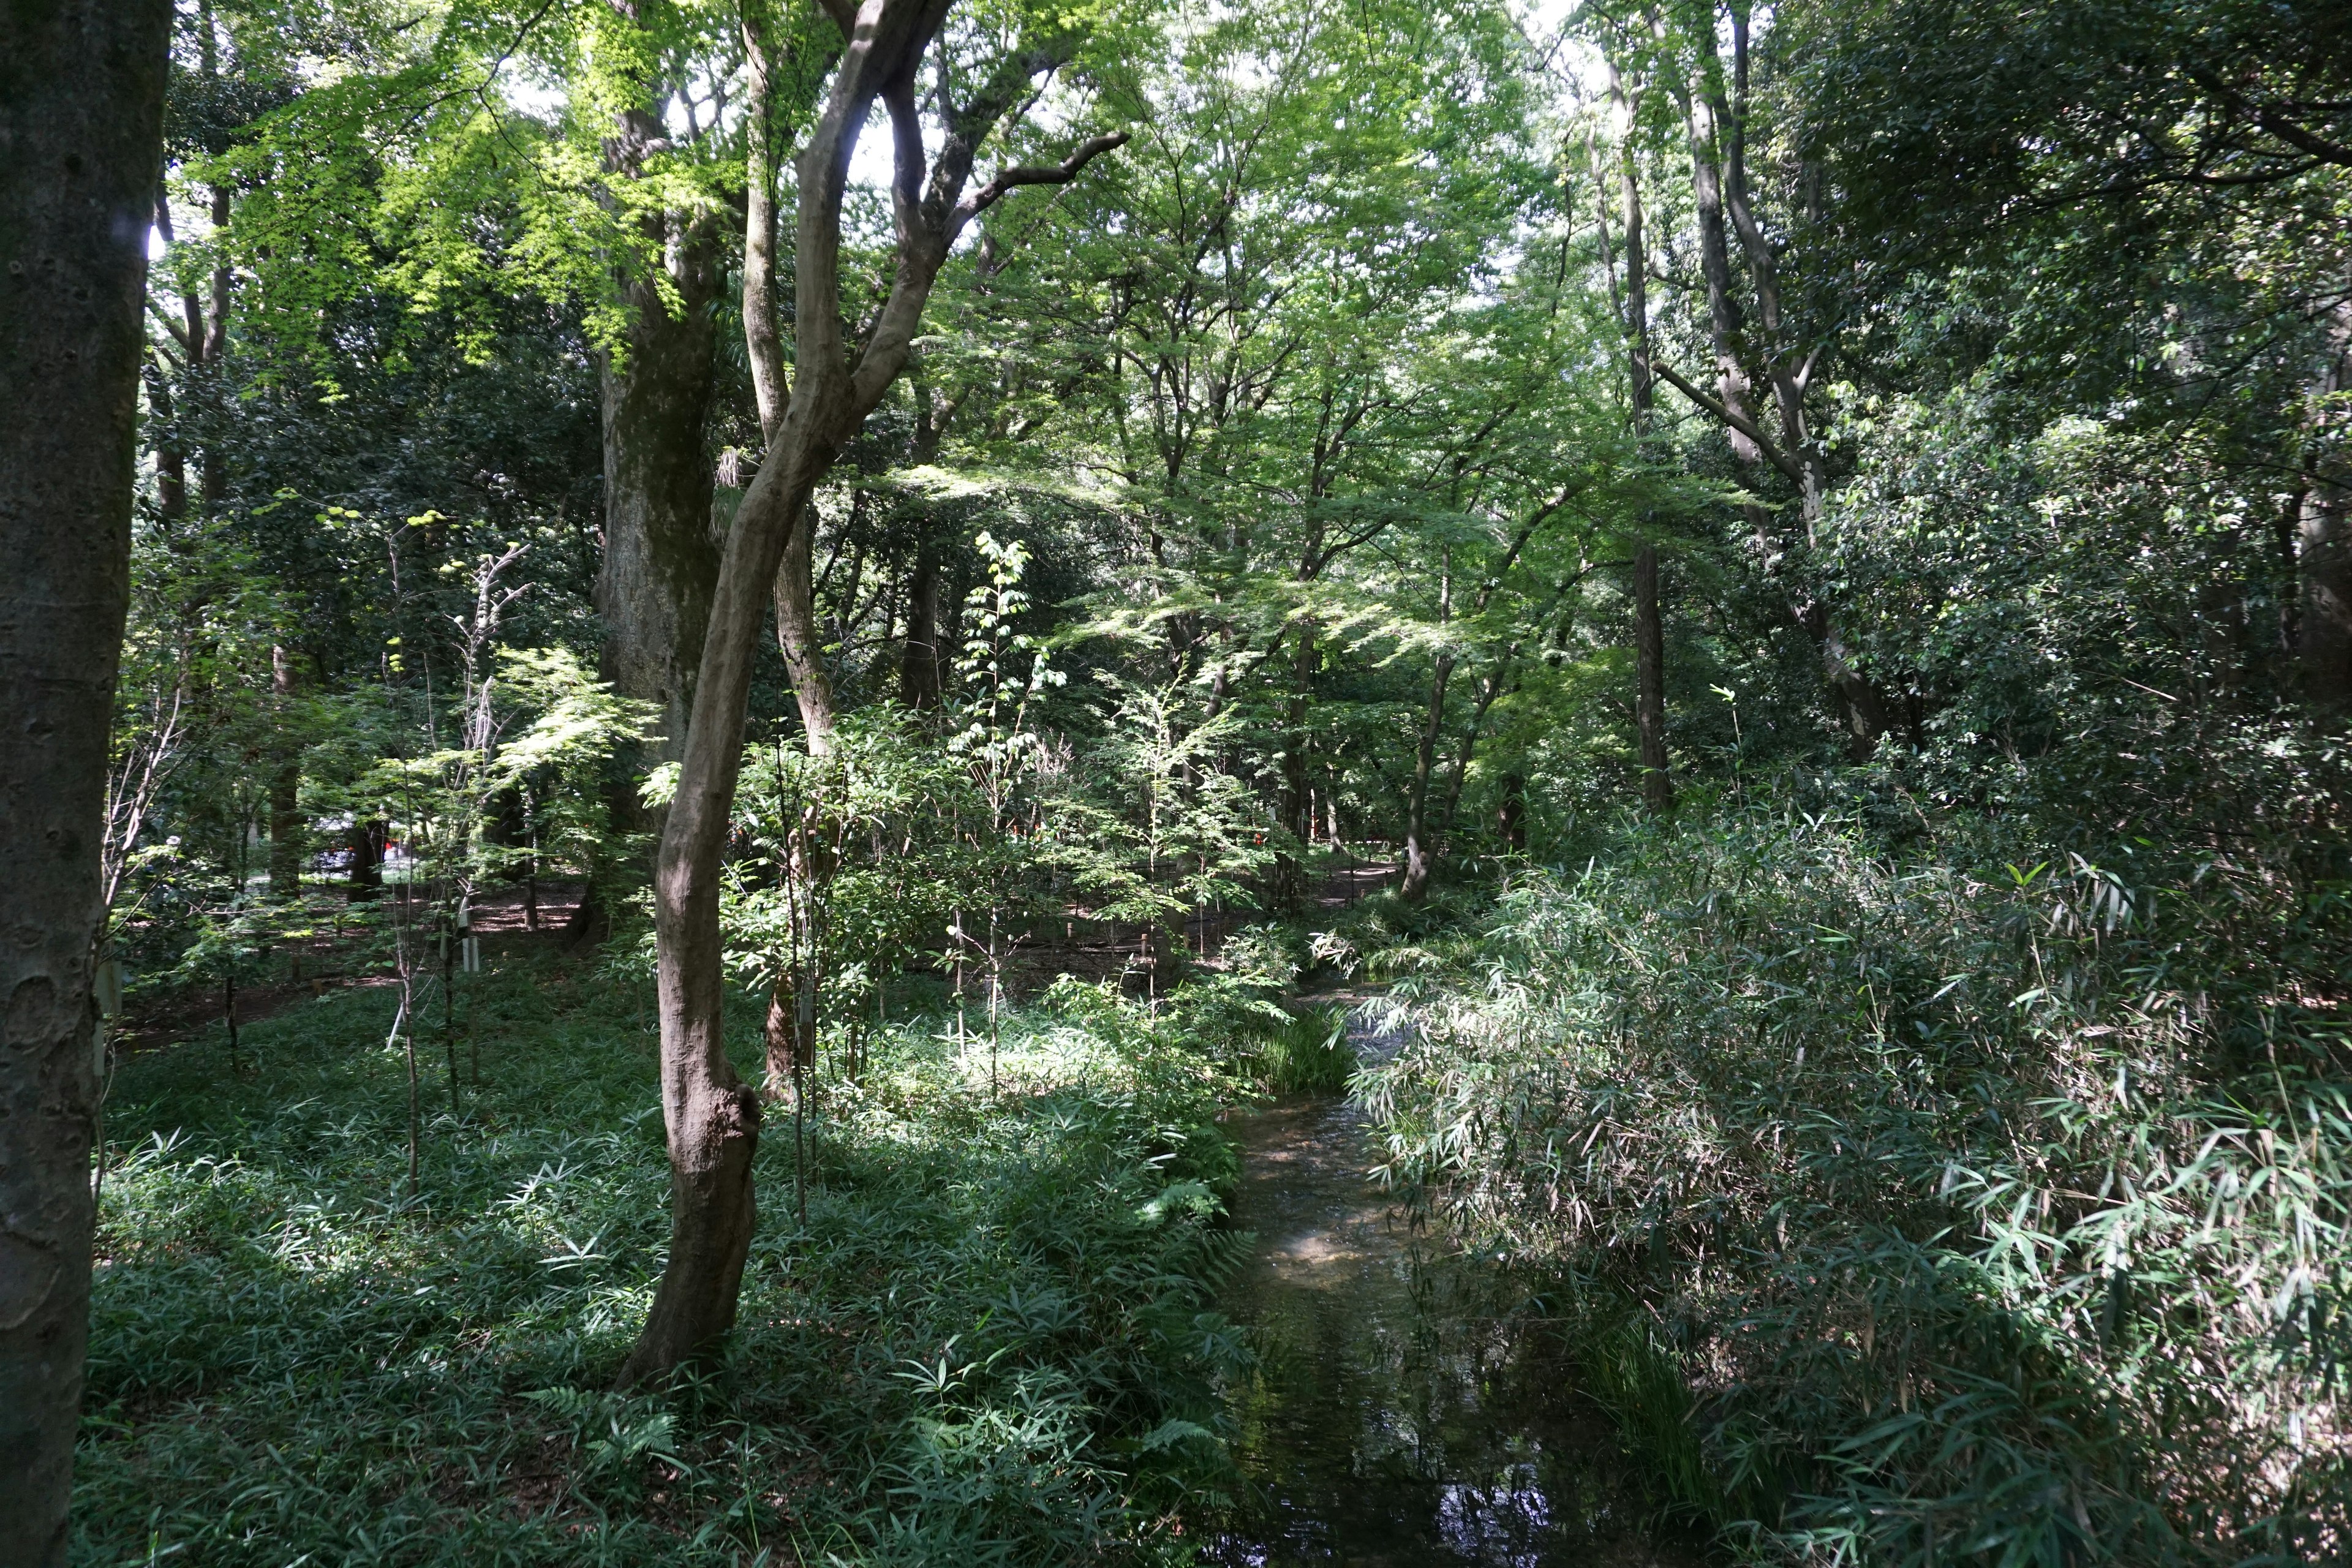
[78,942,1246,1567]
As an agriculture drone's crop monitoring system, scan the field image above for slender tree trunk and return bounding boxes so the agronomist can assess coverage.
[268,644,304,892]
[1400,652,1450,905]
[743,23,839,757]
[1273,620,1316,909]
[774,525,839,753]
[1634,546,1672,810]
[0,6,172,1561]
[1402,544,1454,905]
[1614,69,1673,812]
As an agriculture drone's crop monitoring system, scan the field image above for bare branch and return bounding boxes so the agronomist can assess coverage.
[951,131,1130,232]
[1651,358,1804,484]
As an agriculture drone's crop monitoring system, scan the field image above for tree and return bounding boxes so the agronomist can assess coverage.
[0,4,175,1562]
[622,0,1127,1388]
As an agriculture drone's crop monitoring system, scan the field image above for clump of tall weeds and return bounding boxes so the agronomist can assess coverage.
[1359,796,2350,1564]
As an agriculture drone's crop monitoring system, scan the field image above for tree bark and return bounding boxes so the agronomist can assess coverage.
[774,521,839,752]
[1634,545,1672,810]
[1401,548,1452,905]
[742,17,838,757]
[594,211,722,794]
[898,538,943,707]
[2301,483,2352,709]
[1614,66,1672,813]
[1399,654,1450,905]
[620,0,1125,1387]
[0,4,172,1561]
[267,644,303,893]
[1677,28,1886,756]
[1273,619,1316,909]
[2300,307,2352,710]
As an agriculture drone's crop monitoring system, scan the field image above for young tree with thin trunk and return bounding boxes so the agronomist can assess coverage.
[0,4,175,1561]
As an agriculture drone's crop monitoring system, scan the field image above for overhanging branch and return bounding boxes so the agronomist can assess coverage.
[1650,358,1804,485]
[951,131,1130,233]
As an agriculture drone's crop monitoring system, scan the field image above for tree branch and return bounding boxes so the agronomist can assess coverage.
[2183,61,2352,169]
[1650,357,1804,484]
[951,132,1130,232]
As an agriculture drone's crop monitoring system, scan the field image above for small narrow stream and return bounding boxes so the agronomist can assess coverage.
[1205,1096,1695,1567]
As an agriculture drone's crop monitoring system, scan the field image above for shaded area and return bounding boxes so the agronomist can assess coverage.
[1208,1096,1696,1567]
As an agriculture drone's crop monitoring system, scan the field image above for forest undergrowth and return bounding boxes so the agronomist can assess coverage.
[75,957,1252,1567]
[1355,778,2351,1566]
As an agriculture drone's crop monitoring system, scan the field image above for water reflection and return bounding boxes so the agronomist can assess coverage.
[1207,1098,1695,1568]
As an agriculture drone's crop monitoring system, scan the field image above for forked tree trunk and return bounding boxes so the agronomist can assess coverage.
[618,0,1125,1387]
[744,20,840,758]
[0,4,172,1561]
[1676,25,1888,756]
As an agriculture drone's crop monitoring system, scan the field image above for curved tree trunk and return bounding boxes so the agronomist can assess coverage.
[0,4,172,1561]
[618,0,1126,1387]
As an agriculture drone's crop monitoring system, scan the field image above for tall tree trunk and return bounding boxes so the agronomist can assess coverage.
[742,18,837,757]
[0,5,172,1562]
[2301,307,2352,710]
[1634,545,1672,810]
[1401,549,1453,905]
[899,537,943,707]
[619,0,1125,1388]
[1615,66,1672,812]
[267,644,303,893]
[1400,655,1450,904]
[594,216,722,800]
[1273,620,1316,908]
[1679,27,1886,756]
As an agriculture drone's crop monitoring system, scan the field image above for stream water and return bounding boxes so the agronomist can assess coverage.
[1204,1096,1696,1568]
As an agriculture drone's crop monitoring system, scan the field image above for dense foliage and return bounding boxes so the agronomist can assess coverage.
[64,0,2352,1559]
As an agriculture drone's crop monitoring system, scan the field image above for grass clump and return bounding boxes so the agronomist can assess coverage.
[77,958,1246,1566]
[1358,795,2351,1564]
